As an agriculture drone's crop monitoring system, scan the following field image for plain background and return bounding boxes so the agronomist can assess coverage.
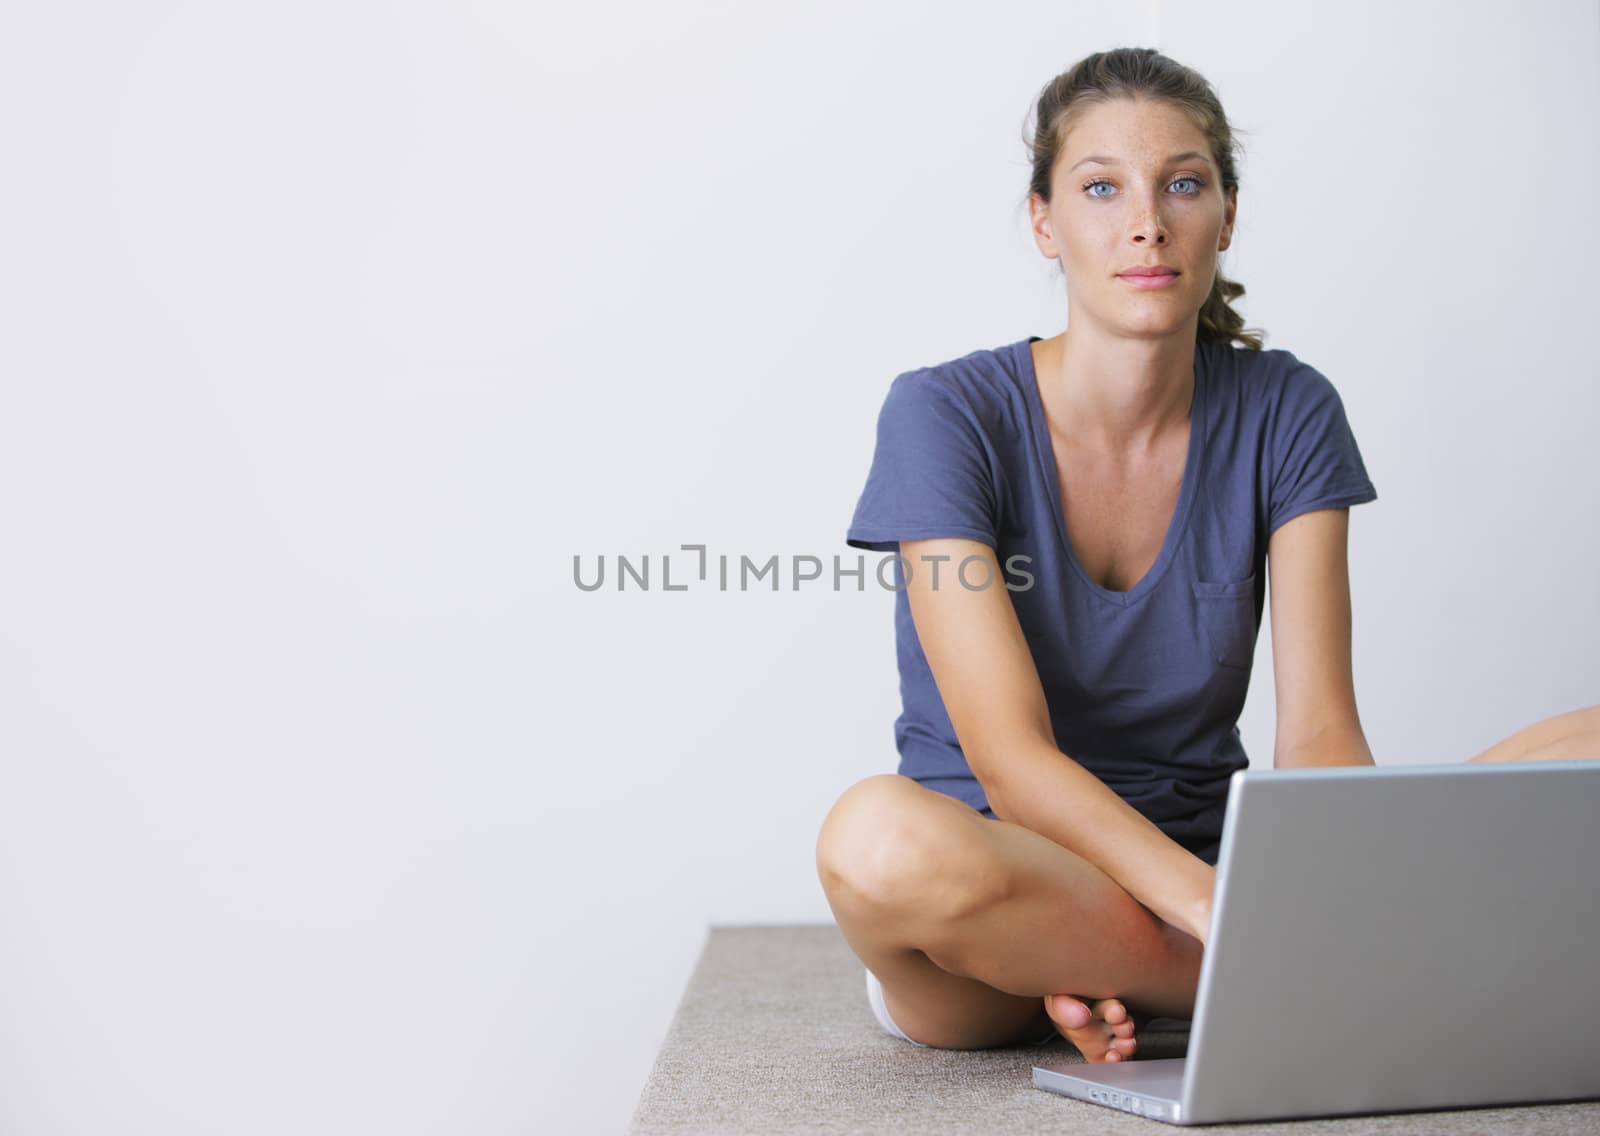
[2,1,1597,1132]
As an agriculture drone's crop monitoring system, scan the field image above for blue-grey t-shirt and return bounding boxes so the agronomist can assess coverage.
[845,334,1378,865]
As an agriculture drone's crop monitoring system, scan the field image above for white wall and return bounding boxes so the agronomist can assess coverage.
[2,1,1596,1132]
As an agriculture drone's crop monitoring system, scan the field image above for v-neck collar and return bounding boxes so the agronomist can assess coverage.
[1016,335,1208,608]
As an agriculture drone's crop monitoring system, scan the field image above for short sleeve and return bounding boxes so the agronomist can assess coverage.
[846,371,999,552]
[1267,361,1378,536]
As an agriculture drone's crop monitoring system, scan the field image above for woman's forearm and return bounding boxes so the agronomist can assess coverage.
[984,738,1216,941]
[1273,721,1376,769]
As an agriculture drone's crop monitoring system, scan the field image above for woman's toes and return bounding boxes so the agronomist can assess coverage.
[1047,994,1091,1029]
[1100,999,1128,1025]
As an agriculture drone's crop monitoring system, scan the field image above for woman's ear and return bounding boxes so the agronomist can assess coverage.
[1028,193,1059,259]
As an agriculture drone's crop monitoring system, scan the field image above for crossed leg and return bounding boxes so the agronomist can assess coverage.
[815,773,1203,1052]
[816,705,1600,1052]
[1464,703,1600,764]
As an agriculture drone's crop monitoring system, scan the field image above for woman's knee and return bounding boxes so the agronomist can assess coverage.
[816,775,988,920]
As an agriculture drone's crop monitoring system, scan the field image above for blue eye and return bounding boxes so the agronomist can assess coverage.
[1082,176,1206,198]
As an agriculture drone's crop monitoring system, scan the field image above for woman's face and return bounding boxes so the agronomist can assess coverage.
[1030,97,1237,341]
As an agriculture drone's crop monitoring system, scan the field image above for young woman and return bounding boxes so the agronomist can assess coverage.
[815,47,1600,1063]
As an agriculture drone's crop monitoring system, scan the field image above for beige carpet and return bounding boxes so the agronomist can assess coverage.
[628,923,1600,1135]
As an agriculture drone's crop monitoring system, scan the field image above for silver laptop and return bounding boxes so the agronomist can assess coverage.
[1034,758,1600,1125]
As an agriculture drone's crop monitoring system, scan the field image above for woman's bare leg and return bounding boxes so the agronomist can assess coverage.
[1464,703,1600,764]
[815,774,1203,1051]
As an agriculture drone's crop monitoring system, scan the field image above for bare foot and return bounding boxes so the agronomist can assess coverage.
[1043,993,1138,1062]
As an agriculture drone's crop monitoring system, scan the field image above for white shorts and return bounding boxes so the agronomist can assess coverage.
[865,967,927,1046]
[864,968,1057,1047]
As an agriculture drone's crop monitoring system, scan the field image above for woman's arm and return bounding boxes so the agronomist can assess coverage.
[1267,507,1377,769]
[899,536,1216,942]
[984,736,1217,943]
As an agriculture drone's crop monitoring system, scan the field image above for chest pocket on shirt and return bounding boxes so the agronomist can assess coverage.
[1192,573,1257,671]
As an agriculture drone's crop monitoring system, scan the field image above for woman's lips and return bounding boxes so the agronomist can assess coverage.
[1118,271,1180,290]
